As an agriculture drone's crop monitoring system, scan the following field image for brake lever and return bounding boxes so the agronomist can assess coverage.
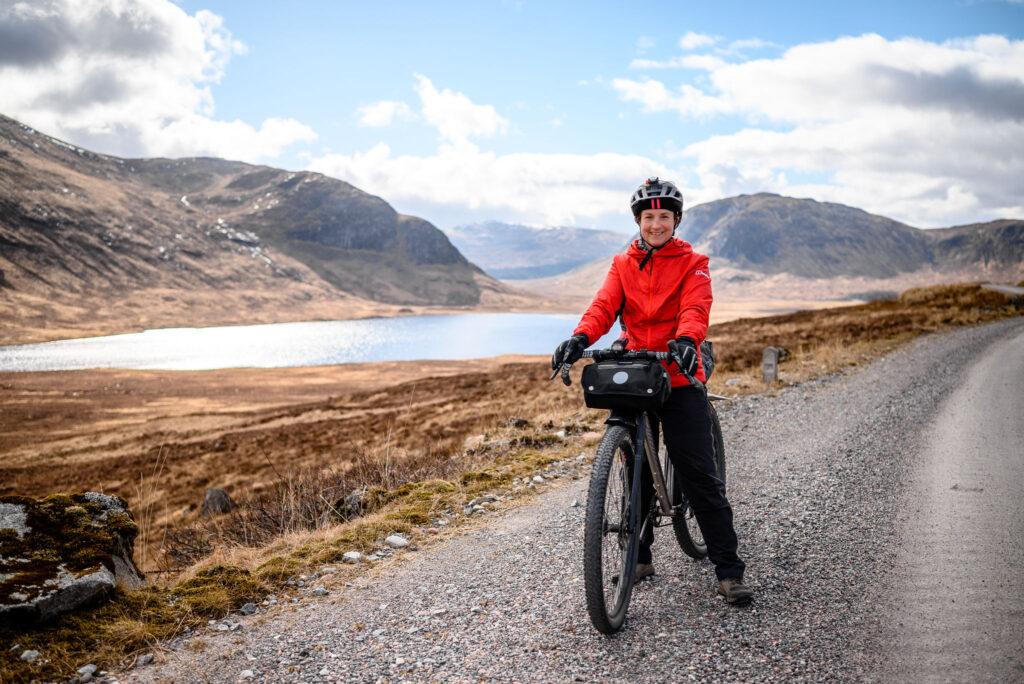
[549,360,573,382]
[681,369,706,392]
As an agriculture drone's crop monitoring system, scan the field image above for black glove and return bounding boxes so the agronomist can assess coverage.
[667,336,699,376]
[551,333,589,370]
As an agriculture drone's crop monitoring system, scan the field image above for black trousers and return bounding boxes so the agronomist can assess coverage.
[636,386,746,580]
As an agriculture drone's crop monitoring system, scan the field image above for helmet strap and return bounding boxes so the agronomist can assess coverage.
[636,237,664,270]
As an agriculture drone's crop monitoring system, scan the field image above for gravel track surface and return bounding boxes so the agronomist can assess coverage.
[122,318,1024,683]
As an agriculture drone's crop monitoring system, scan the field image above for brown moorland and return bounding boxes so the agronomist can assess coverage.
[1,282,1021,682]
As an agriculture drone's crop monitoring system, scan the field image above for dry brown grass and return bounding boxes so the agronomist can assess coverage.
[708,282,1020,378]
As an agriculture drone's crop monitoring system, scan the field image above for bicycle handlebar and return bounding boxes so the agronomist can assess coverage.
[549,347,705,392]
[582,349,670,362]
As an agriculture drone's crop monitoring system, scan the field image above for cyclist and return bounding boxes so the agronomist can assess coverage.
[552,177,753,605]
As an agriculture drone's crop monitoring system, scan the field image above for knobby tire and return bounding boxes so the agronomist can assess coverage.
[583,424,639,634]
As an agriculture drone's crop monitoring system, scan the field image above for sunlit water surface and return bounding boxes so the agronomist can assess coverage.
[0,313,624,371]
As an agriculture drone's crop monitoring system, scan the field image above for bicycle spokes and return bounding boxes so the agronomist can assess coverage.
[584,424,641,634]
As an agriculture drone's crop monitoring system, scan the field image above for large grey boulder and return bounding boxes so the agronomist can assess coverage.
[0,492,145,626]
[199,487,237,518]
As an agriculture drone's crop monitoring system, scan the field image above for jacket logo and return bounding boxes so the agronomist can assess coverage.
[695,269,710,279]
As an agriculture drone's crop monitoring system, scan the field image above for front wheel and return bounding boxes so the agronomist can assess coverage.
[583,424,639,634]
[671,401,727,559]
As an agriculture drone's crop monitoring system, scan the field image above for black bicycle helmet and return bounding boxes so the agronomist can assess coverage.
[630,177,683,220]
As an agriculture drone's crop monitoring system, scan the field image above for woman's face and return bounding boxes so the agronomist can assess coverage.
[639,208,676,248]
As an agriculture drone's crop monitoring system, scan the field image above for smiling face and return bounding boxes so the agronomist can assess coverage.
[638,208,677,248]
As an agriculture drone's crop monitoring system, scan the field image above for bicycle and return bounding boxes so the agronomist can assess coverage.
[552,347,727,634]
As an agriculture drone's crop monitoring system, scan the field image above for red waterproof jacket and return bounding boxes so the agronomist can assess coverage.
[573,237,712,387]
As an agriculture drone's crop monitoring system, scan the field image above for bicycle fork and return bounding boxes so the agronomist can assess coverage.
[622,420,649,564]
[642,419,676,517]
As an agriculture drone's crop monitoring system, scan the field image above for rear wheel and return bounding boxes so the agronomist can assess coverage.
[583,424,639,634]
[671,402,727,559]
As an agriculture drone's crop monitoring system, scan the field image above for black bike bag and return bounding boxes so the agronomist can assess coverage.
[581,360,671,412]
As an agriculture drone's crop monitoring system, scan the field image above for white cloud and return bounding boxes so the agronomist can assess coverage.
[727,38,777,52]
[610,78,729,117]
[679,32,717,50]
[309,139,681,227]
[617,33,1024,225]
[311,77,683,226]
[357,100,415,127]
[413,73,509,142]
[0,0,315,160]
[636,36,655,53]
[630,54,727,70]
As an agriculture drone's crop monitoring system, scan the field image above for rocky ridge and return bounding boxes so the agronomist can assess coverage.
[678,192,1024,280]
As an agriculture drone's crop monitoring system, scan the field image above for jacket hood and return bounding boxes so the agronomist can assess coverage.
[626,237,693,260]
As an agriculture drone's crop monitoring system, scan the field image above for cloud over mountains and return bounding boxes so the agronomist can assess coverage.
[613,33,1024,226]
[1,2,1020,230]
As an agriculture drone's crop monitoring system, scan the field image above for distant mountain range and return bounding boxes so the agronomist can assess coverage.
[510,193,1022,302]
[2,109,1019,344]
[443,222,627,279]
[0,113,538,342]
[678,193,1023,279]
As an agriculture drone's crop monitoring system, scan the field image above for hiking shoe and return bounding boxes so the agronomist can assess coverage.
[717,577,753,605]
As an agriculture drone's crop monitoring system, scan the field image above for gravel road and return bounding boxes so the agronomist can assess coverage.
[121,317,1024,683]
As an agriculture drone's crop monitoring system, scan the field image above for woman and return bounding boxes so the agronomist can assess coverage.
[551,177,752,605]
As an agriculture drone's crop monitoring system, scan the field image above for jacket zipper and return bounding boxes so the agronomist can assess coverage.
[646,252,653,350]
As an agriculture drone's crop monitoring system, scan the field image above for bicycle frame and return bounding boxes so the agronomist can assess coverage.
[609,409,678,522]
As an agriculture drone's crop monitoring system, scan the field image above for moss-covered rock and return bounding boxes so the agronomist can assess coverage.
[0,492,145,626]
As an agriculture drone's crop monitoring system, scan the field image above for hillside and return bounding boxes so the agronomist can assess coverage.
[0,114,546,344]
[443,221,627,279]
[515,194,1023,302]
[678,193,1023,279]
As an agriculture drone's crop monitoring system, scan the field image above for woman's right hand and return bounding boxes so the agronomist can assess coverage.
[551,333,589,370]
[667,336,699,376]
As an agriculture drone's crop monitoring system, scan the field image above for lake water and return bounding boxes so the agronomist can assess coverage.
[0,313,626,372]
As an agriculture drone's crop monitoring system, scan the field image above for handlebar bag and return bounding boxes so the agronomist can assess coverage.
[581,360,671,412]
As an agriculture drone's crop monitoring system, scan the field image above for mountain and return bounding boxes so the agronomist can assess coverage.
[443,222,627,280]
[513,193,1023,302]
[0,114,537,343]
[126,158,482,305]
[678,193,1023,279]
[926,219,1024,269]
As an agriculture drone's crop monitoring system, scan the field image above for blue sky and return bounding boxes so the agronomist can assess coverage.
[1,0,1022,232]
